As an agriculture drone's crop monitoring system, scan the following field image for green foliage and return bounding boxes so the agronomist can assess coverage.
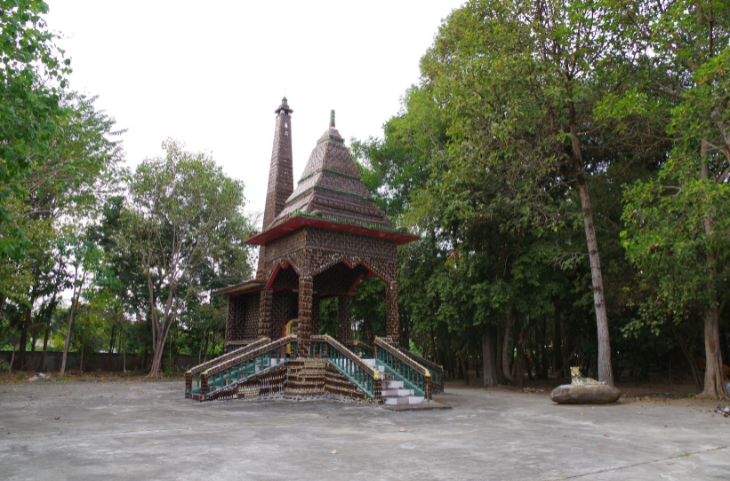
[126,139,253,374]
[613,1,730,344]
[0,0,72,254]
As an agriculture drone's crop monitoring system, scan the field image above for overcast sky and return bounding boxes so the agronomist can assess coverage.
[46,1,464,222]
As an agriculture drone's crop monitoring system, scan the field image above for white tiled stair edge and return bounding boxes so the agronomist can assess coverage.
[361,359,426,405]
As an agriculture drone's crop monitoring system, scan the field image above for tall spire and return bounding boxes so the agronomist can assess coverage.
[330,109,335,127]
[263,97,294,229]
[257,98,294,278]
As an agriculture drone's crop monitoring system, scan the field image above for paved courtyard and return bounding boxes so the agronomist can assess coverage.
[0,380,728,480]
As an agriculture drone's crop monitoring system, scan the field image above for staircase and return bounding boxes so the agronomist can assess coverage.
[363,359,424,405]
[186,335,443,405]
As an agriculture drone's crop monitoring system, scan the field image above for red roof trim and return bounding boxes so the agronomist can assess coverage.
[360,261,389,285]
[348,273,365,295]
[265,263,282,289]
[245,215,419,246]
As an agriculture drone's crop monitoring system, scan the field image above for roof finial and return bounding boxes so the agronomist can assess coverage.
[330,110,335,127]
[282,96,288,104]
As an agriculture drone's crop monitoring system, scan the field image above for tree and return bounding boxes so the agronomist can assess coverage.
[127,139,252,377]
[610,0,730,398]
[414,0,649,384]
[2,91,122,371]
[0,0,71,256]
[58,230,101,376]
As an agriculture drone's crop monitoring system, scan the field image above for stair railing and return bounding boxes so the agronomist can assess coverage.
[185,337,270,399]
[344,340,375,358]
[399,349,444,394]
[197,335,297,401]
[311,335,381,404]
[374,337,432,401]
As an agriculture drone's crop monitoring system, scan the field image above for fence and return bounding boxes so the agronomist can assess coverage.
[0,351,215,373]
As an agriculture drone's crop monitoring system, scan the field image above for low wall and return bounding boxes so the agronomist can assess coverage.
[0,351,215,373]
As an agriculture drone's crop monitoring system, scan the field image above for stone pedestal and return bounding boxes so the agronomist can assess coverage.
[550,384,622,404]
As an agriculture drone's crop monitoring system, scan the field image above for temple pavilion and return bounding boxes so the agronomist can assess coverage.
[185,99,443,406]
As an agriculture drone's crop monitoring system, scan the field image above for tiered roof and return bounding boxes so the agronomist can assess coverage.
[246,111,418,246]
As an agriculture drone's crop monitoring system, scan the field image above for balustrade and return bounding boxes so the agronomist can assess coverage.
[344,340,375,358]
[196,335,297,401]
[185,337,270,399]
[374,337,432,400]
[312,335,381,403]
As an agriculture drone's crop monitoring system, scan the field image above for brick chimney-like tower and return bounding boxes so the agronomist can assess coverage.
[257,98,294,279]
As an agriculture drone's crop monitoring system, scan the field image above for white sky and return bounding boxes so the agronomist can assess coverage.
[46,0,464,223]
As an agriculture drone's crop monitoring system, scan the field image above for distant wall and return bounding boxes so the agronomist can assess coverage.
[0,351,215,373]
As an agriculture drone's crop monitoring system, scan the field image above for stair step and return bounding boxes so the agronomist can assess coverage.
[381,380,403,389]
[381,389,414,397]
[383,396,425,405]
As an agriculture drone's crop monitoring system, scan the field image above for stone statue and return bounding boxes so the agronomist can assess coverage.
[570,366,605,386]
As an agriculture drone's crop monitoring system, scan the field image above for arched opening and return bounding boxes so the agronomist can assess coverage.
[312,261,392,345]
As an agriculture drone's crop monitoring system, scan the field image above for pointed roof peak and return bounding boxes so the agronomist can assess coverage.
[266,114,395,231]
[318,111,343,144]
[275,97,293,115]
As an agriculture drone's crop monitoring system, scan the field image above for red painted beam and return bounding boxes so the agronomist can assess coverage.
[265,263,282,289]
[360,261,390,285]
[347,273,365,295]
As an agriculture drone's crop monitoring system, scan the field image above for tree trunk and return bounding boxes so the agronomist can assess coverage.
[461,355,470,385]
[59,297,78,376]
[18,302,32,371]
[430,328,436,362]
[720,326,730,368]
[148,319,174,378]
[513,334,526,387]
[8,345,16,377]
[198,336,203,365]
[566,100,613,386]
[702,306,729,398]
[107,325,116,371]
[524,324,535,381]
[40,322,51,372]
[79,342,84,374]
[495,326,506,384]
[575,173,613,385]
[698,143,728,398]
[672,324,702,391]
[482,326,498,387]
[28,332,37,371]
[539,316,548,378]
[502,313,515,384]
[149,341,164,377]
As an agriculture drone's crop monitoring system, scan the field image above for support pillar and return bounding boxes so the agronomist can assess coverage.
[257,288,273,339]
[297,275,313,358]
[311,296,320,337]
[338,295,351,343]
[385,281,399,346]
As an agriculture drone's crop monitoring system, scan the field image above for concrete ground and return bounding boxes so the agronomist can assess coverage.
[0,380,728,480]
